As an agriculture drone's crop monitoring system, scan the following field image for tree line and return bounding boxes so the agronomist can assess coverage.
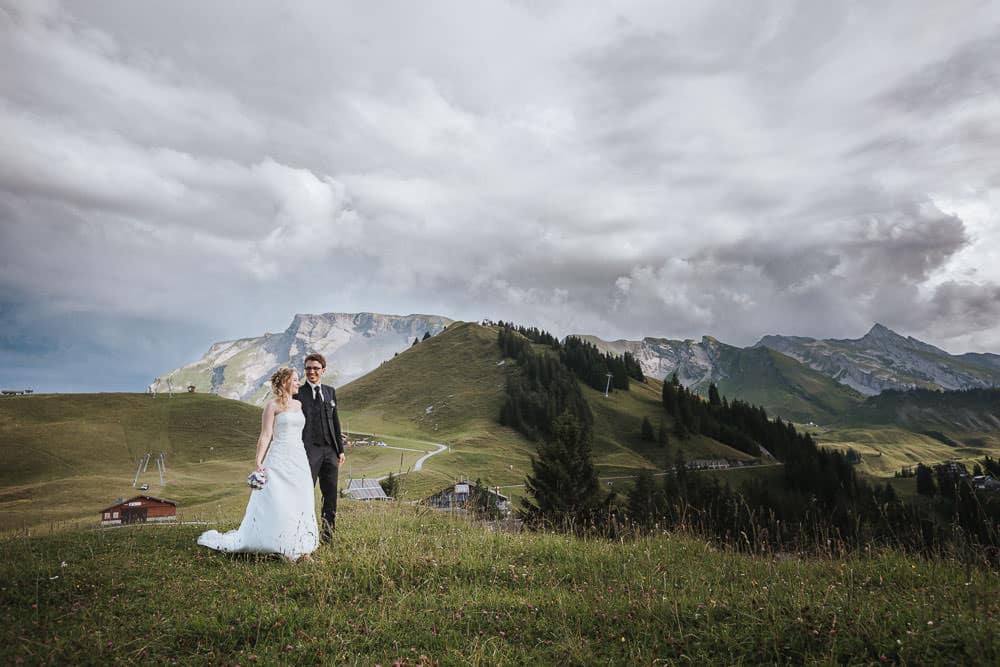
[514,358,1000,560]
[495,322,644,392]
[497,325,593,442]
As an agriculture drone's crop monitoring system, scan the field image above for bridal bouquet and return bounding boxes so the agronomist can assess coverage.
[247,469,267,490]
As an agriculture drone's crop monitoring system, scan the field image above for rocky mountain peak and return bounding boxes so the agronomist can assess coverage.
[151,312,453,403]
[863,323,901,340]
[756,324,1000,395]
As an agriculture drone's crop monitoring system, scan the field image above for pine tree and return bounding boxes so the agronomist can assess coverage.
[412,337,419,347]
[422,331,431,341]
[641,416,655,442]
[379,472,400,498]
[673,448,688,493]
[708,383,721,408]
[915,464,936,496]
[521,412,601,527]
[628,468,658,525]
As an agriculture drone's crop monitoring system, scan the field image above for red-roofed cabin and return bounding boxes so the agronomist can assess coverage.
[101,495,177,526]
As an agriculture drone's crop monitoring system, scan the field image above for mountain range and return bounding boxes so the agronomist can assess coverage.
[756,324,1000,395]
[154,315,1000,416]
[580,323,1000,397]
[149,312,452,403]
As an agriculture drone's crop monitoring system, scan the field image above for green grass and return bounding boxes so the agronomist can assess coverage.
[0,393,261,485]
[586,378,755,472]
[336,323,541,497]
[2,502,997,665]
[0,394,432,534]
[715,347,865,424]
[0,393,264,534]
[815,425,1000,477]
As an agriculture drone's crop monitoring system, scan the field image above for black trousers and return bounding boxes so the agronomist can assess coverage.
[305,443,339,538]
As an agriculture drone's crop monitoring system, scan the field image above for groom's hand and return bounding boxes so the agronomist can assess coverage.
[338,453,345,465]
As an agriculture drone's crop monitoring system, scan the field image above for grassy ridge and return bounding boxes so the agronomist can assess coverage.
[337,321,540,498]
[714,346,865,424]
[2,502,997,665]
[338,322,757,498]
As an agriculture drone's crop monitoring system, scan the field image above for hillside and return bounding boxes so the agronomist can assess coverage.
[757,323,1000,395]
[578,334,864,423]
[848,387,1000,431]
[338,322,759,497]
[0,393,265,533]
[712,346,864,424]
[0,393,261,486]
[336,321,537,497]
[816,388,1000,476]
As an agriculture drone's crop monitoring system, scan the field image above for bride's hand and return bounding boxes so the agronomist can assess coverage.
[256,463,266,473]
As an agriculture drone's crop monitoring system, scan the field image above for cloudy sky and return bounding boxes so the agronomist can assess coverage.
[2,0,1000,392]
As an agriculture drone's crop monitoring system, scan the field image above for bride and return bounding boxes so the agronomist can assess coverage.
[197,367,319,561]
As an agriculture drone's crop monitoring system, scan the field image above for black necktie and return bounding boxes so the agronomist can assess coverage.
[313,386,321,402]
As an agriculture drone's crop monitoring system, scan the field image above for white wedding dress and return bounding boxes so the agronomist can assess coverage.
[197,410,318,560]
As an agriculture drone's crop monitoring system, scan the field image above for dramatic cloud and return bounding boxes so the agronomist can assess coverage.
[2,0,1000,391]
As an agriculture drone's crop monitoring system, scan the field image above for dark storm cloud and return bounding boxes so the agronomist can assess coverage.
[883,34,1000,114]
[928,282,1000,337]
[2,0,1000,391]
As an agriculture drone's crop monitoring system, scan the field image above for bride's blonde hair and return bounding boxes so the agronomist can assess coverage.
[270,367,295,409]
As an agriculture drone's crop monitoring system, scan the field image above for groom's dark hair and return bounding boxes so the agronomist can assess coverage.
[304,352,327,369]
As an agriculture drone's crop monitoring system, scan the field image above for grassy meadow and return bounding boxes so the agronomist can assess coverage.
[814,424,1000,478]
[3,501,998,665]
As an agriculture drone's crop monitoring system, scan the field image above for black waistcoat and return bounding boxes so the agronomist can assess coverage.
[301,386,335,446]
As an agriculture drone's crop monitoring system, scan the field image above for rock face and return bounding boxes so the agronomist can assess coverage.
[578,324,1000,398]
[575,334,733,387]
[150,313,453,403]
[755,324,1000,396]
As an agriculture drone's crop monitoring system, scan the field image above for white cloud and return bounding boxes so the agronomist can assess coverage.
[2,0,1000,390]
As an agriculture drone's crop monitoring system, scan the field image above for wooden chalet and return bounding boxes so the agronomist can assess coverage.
[101,495,177,526]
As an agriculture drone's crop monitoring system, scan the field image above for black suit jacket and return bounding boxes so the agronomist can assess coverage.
[297,383,345,455]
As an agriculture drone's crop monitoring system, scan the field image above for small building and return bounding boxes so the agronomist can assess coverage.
[342,478,389,501]
[424,481,510,515]
[687,459,730,470]
[974,475,1000,492]
[933,461,969,482]
[100,495,177,526]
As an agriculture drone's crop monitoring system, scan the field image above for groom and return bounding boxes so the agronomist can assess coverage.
[298,352,346,541]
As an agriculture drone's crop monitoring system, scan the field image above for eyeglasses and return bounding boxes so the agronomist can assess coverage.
[304,366,323,372]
